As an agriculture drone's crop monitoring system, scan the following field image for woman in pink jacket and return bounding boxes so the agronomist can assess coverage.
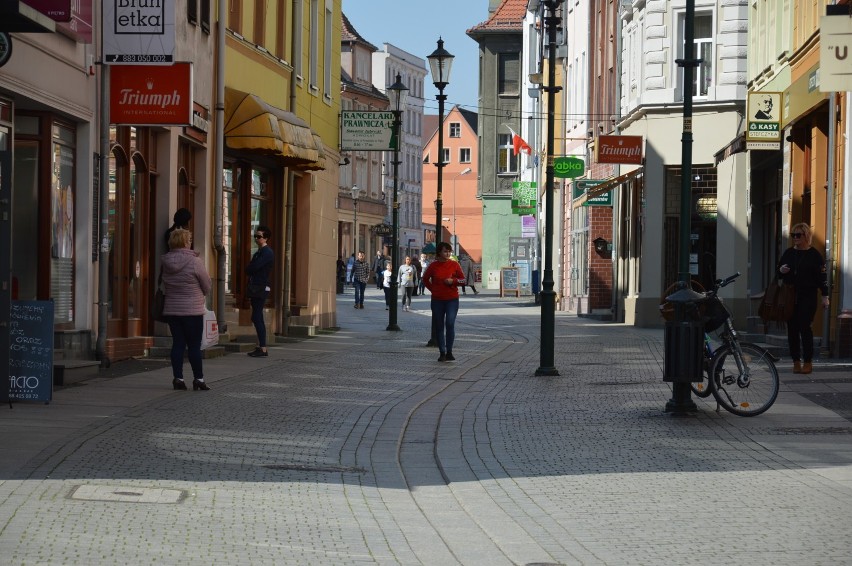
[161,229,212,390]
[422,242,466,362]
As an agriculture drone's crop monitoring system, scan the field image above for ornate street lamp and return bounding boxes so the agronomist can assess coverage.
[387,73,408,332]
[452,167,472,256]
[350,184,360,255]
[426,37,454,346]
[536,1,561,376]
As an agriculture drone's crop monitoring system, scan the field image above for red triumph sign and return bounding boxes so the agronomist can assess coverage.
[595,135,643,165]
[110,63,193,126]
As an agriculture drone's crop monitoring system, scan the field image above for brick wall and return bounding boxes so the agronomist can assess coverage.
[588,206,613,310]
[106,337,154,362]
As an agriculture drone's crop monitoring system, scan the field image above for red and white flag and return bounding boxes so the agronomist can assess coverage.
[506,126,532,156]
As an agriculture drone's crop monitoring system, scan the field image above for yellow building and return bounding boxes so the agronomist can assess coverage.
[221,0,342,333]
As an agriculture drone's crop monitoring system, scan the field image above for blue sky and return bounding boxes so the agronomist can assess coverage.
[342,0,488,114]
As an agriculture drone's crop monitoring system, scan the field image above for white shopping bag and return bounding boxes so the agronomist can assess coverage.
[201,309,219,350]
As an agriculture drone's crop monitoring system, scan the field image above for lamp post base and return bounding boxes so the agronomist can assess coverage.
[535,366,559,376]
[387,324,401,331]
[665,383,698,414]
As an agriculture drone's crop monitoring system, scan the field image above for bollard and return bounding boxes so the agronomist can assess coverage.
[663,284,704,413]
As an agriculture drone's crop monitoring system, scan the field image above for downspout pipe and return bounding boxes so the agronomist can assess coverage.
[214,0,227,332]
[822,93,836,354]
[96,65,110,366]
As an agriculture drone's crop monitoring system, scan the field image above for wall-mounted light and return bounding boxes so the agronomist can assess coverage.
[593,237,610,255]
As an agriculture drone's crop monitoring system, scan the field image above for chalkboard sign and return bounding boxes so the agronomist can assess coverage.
[7,300,54,403]
[500,267,520,298]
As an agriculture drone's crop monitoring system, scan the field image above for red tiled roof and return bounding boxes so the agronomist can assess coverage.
[341,13,378,51]
[467,0,526,34]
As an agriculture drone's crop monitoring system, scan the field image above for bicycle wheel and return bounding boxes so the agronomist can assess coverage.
[690,355,714,398]
[709,342,779,416]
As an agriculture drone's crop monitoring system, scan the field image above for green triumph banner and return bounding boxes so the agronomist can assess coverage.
[511,181,537,215]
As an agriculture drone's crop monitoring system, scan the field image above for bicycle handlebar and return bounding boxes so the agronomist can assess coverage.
[706,272,740,298]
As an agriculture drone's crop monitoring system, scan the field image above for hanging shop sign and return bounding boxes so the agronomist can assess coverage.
[820,13,852,92]
[23,0,72,22]
[340,111,396,151]
[0,33,11,68]
[553,156,585,178]
[572,179,612,206]
[594,135,643,165]
[511,181,537,215]
[110,63,192,126]
[746,91,782,149]
[103,0,175,64]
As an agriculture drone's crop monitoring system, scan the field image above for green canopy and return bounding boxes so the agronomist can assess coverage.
[422,243,436,254]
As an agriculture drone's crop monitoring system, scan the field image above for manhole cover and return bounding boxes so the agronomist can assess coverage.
[70,485,185,504]
[264,463,366,474]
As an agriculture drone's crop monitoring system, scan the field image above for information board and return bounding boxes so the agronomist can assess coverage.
[6,300,54,403]
[500,267,520,298]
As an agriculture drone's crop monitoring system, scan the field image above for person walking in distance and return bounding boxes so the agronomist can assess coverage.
[163,208,191,252]
[245,226,273,357]
[422,242,466,362]
[418,253,430,296]
[372,251,386,290]
[778,223,830,374]
[458,254,479,295]
[398,256,417,311]
[161,229,212,390]
[382,261,393,310]
[352,251,370,309]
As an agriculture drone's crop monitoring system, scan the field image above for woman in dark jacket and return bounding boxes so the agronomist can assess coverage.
[778,222,830,374]
[162,229,212,390]
[245,225,274,357]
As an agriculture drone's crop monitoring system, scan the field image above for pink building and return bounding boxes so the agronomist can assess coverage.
[422,105,481,261]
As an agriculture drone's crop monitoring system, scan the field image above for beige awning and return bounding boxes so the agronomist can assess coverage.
[223,87,326,171]
[572,168,643,207]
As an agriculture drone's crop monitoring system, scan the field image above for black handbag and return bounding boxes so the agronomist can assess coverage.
[153,268,167,322]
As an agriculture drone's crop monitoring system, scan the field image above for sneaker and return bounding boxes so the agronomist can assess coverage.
[438,354,447,362]
[445,352,455,361]
[354,304,359,309]
[247,348,268,358]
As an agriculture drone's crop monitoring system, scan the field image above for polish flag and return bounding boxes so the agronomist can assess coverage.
[506,126,532,156]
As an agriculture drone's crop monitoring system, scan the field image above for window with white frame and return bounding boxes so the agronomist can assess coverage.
[323,0,332,99]
[441,148,450,164]
[449,122,461,137]
[309,0,318,89]
[497,134,518,174]
[459,147,471,163]
[678,12,713,98]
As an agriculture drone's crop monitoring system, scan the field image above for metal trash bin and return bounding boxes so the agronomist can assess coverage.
[663,286,704,383]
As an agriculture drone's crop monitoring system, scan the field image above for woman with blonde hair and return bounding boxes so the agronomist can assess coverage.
[161,229,212,390]
[778,223,829,374]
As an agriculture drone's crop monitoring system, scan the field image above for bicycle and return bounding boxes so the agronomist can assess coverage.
[687,272,780,416]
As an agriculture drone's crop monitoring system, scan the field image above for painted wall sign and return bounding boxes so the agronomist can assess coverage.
[594,135,643,165]
[103,0,176,64]
[340,111,396,151]
[110,63,192,125]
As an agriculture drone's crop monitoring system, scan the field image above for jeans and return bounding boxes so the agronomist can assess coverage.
[401,286,414,307]
[250,296,267,347]
[167,315,204,380]
[431,298,459,354]
[354,280,366,306]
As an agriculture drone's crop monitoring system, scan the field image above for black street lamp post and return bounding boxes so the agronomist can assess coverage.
[536,0,561,376]
[351,184,360,256]
[387,73,408,332]
[426,37,454,347]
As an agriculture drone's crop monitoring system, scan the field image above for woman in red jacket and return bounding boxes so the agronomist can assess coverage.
[422,242,466,362]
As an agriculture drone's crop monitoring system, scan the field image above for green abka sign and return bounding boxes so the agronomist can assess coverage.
[553,156,584,178]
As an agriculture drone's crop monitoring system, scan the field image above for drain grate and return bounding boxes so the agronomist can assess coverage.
[264,463,366,474]
[70,485,186,504]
